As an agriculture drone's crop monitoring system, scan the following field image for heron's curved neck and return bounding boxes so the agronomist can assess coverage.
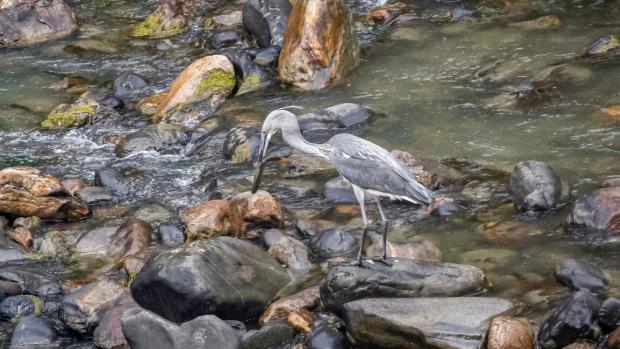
[281,127,330,160]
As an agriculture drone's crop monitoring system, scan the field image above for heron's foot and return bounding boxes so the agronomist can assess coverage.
[345,259,367,268]
[372,256,393,267]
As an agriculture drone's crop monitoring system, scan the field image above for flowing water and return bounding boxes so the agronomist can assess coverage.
[0,0,619,344]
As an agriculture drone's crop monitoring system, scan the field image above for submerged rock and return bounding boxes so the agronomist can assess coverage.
[509,160,563,211]
[278,0,359,90]
[10,316,58,347]
[320,259,486,313]
[344,297,514,349]
[0,268,61,297]
[223,125,261,163]
[537,290,601,349]
[130,0,187,38]
[113,73,149,102]
[242,0,292,48]
[508,15,561,30]
[584,35,619,57]
[0,0,77,48]
[131,237,291,322]
[567,187,620,234]
[554,259,607,293]
[309,228,358,259]
[297,103,371,131]
[122,307,240,349]
[365,235,442,262]
[487,316,534,349]
[115,124,189,157]
[60,280,125,334]
[155,55,236,126]
[74,218,151,264]
[391,150,462,189]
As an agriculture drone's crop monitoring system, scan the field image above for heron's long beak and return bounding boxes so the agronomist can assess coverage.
[252,132,270,193]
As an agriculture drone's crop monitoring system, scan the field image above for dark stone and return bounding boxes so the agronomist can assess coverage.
[93,293,139,349]
[223,125,261,163]
[206,31,246,50]
[95,168,129,196]
[0,268,61,297]
[121,307,240,349]
[0,234,25,263]
[227,51,271,95]
[305,323,349,349]
[100,95,124,110]
[298,104,371,131]
[225,320,247,340]
[113,73,148,102]
[242,0,292,48]
[554,259,607,293]
[309,228,358,259]
[0,295,42,319]
[131,237,290,323]
[509,160,562,211]
[537,290,601,349]
[253,46,280,66]
[320,259,486,314]
[324,176,373,204]
[77,186,113,205]
[0,280,22,301]
[115,124,189,157]
[567,187,620,234]
[10,316,58,347]
[158,222,185,247]
[241,322,296,349]
[599,298,620,332]
[343,297,514,349]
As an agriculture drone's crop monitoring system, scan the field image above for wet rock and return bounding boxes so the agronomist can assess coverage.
[0,280,22,300]
[278,150,335,178]
[242,0,292,48]
[210,11,242,28]
[562,341,596,349]
[77,186,113,205]
[0,0,77,48]
[122,307,240,349]
[298,103,371,131]
[268,235,312,272]
[320,259,486,313]
[115,124,189,157]
[7,227,33,250]
[278,0,359,90]
[487,316,534,349]
[74,218,151,263]
[158,222,185,246]
[41,91,119,129]
[0,182,88,221]
[584,35,619,57]
[537,290,601,349]
[0,295,43,319]
[480,220,543,245]
[509,160,562,211]
[531,64,592,91]
[567,187,620,234]
[131,237,291,322]
[228,51,271,96]
[183,190,283,239]
[10,316,58,348]
[253,46,280,66]
[599,298,620,332]
[554,259,607,293]
[223,125,260,163]
[344,297,514,349]
[95,168,129,196]
[241,322,296,349]
[366,235,442,262]
[155,55,235,126]
[205,30,246,50]
[13,216,42,231]
[0,167,64,196]
[259,285,320,325]
[368,2,410,24]
[472,58,528,85]
[288,308,314,334]
[391,150,462,189]
[461,248,516,270]
[130,0,187,38]
[309,228,358,259]
[0,268,61,297]
[138,92,168,117]
[133,204,172,225]
[305,322,348,349]
[609,327,620,348]
[428,195,461,216]
[93,293,139,349]
[508,15,561,30]
[60,280,125,334]
[324,176,372,203]
[600,106,620,120]
[113,73,148,102]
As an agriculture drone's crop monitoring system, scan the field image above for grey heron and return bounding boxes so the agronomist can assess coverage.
[252,109,433,266]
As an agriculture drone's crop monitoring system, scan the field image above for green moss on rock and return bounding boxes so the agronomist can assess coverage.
[196,70,236,97]
[237,73,263,95]
[130,11,187,38]
[41,102,98,129]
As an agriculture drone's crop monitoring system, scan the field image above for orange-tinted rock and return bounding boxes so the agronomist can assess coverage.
[0,167,65,197]
[368,3,410,24]
[567,187,620,234]
[74,218,151,262]
[600,106,620,121]
[365,236,442,262]
[278,0,359,90]
[231,190,284,230]
[0,185,88,221]
[287,307,314,334]
[390,150,461,189]
[7,227,33,250]
[259,286,320,325]
[608,326,620,349]
[487,316,534,349]
[561,341,596,349]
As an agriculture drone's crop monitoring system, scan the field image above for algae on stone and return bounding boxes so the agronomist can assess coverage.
[195,70,236,97]
[41,98,99,129]
[130,3,187,39]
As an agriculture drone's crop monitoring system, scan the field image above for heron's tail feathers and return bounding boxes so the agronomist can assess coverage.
[404,180,433,205]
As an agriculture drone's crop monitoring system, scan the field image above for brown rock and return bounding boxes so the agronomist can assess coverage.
[287,308,314,334]
[74,218,151,262]
[390,150,461,189]
[129,0,188,39]
[601,106,620,119]
[608,326,620,349]
[0,185,88,221]
[0,167,65,197]
[138,92,168,119]
[231,190,284,230]
[93,293,138,349]
[62,178,87,196]
[155,55,235,125]
[365,235,442,262]
[7,227,33,250]
[122,257,145,278]
[0,0,78,48]
[487,316,534,349]
[481,220,542,244]
[60,280,125,334]
[368,2,410,24]
[259,286,320,325]
[508,15,561,30]
[561,341,596,349]
[267,235,312,272]
[278,0,359,90]
[567,187,620,234]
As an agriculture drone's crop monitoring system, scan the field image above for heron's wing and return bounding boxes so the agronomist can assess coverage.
[327,134,433,204]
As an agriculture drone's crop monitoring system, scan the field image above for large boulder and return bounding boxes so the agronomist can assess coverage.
[122,307,240,349]
[10,316,58,347]
[129,0,188,39]
[343,297,515,349]
[155,55,236,126]
[278,0,359,90]
[130,237,291,322]
[567,187,620,234]
[320,259,486,313]
[0,0,77,48]
[509,160,563,211]
[0,167,88,221]
[242,0,291,48]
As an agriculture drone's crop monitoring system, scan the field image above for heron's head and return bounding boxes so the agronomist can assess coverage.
[255,109,300,166]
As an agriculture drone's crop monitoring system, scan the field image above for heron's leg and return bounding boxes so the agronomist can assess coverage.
[373,197,393,266]
[352,186,368,267]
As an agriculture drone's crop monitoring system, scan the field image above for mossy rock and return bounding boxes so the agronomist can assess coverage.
[41,94,100,129]
[195,70,236,97]
[236,72,265,95]
[130,8,187,39]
